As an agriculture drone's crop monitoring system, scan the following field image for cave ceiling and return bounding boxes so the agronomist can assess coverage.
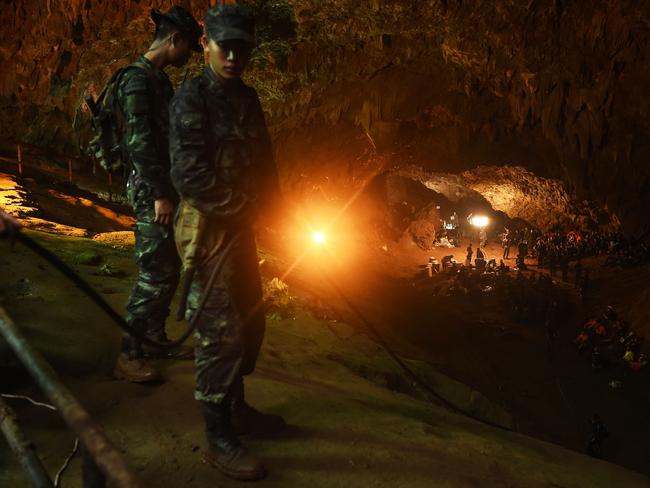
[1,0,649,231]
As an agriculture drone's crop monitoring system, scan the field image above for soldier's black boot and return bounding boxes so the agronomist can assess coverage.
[230,377,286,436]
[113,322,162,383]
[201,402,266,481]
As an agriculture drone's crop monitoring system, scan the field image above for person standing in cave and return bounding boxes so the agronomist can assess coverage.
[516,239,529,270]
[476,246,485,261]
[113,6,203,383]
[170,5,285,481]
[502,233,510,260]
[586,414,609,458]
[479,226,488,247]
[475,246,486,271]
[466,243,473,267]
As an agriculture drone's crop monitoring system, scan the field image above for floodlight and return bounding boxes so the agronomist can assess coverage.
[469,215,489,228]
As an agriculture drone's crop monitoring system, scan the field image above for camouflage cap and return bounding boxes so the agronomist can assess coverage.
[151,6,203,52]
[205,4,255,45]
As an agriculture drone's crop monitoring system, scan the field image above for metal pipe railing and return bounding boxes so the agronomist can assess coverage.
[0,306,143,488]
[0,396,54,487]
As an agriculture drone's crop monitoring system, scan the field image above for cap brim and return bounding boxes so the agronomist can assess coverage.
[209,27,255,45]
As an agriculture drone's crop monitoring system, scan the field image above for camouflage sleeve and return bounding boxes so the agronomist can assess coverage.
[120,69,173,199]
[169,87,223,214]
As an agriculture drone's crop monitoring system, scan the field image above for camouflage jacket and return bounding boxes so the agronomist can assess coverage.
[118,55,175,200]
[169,66,280,222]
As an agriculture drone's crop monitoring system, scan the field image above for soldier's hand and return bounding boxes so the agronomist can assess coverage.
[154,198,175,226]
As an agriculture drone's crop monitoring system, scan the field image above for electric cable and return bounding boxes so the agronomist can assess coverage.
[14,232,236,350]
[322,274,515,433]
[54,437,79,488]
[14,230,513,431]
[1,394,56,411]
[1,393,78,487]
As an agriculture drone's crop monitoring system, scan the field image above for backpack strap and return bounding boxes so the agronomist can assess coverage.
[96,66,129,107]
[127,58,162,99]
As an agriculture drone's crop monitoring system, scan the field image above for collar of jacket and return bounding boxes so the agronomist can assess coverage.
[202,65,246,95]
[136,55,169,81]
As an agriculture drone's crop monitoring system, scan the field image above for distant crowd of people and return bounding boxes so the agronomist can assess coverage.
[429,249,561,328]
[500,228,649,271]
[493,227,649,302]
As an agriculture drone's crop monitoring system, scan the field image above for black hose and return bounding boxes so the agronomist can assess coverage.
[15,232,236,350]
[323,274,515,433]
[16,230,513,431]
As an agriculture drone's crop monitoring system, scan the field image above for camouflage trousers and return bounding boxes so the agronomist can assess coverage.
[123,181,180,355]
[175,202,265,406]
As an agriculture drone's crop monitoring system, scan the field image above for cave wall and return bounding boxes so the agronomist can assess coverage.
[399,165,614,233]
[0,0,213,154]
[1,1,649,231]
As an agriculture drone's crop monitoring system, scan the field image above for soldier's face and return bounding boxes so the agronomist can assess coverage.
[205,38,252,80]
[169,35,193,68]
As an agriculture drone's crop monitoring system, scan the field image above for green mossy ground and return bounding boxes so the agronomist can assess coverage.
[1,231,649,487]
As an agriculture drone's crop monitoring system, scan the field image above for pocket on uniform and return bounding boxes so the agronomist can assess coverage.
[175,201,208,269]
[178,113,205,147]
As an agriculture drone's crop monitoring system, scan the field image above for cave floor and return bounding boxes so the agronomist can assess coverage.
[1,170,649,486]
[1,231,649,488]
[277,235,650,477]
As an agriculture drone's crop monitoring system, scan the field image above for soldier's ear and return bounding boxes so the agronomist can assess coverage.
[169,31,183,48]
[201,35,210,64]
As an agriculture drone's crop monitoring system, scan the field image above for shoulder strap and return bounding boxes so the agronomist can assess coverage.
[96,67,127,106]
[129,58,164,96]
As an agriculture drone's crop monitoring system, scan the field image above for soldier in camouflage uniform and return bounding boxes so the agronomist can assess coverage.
[170,5,284,481]
[113,6,202,383]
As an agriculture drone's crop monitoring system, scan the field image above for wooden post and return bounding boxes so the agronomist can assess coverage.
[108,172,112,187]
[17,144,22,177]
[92,158,96,176]
[67,159,73,184]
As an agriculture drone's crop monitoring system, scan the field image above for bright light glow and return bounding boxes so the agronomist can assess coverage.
[312,231,326,244]
[469,215,489,228]
[276,199,365,283]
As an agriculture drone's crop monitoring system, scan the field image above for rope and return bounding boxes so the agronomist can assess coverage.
[15,232,235,350]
